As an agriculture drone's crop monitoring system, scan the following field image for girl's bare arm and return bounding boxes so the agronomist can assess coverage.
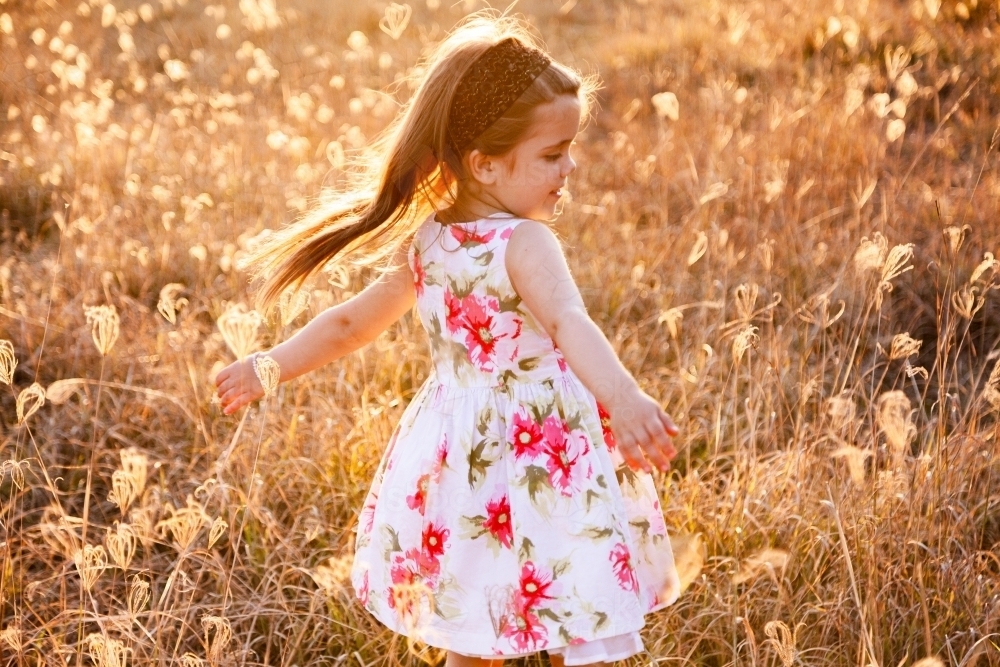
[506,220,678,472]
[215,243,416,414]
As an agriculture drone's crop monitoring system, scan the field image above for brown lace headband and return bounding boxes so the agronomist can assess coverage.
[448,37,552,152]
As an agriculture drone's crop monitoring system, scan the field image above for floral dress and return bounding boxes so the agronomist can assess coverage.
[350,212,680,662]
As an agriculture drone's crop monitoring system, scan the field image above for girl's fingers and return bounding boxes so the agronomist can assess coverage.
[660,411,679,437]
[224,392,248,415]
[641,422,673,470]
[618,438,650,473]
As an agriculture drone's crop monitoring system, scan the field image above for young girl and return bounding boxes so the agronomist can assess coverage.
[214,15,681,666]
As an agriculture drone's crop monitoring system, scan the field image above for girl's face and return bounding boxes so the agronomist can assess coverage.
[485,95,581,221]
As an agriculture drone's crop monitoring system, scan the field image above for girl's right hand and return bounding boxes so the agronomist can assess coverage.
[214,355,265,415]
[606,388,679,473]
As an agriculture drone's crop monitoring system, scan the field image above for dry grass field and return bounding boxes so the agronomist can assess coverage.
[1,0,1000,664]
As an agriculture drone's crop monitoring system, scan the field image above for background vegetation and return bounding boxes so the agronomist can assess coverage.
[1,0,999,665]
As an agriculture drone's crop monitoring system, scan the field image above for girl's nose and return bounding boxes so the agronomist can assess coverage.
[563,155,577,177]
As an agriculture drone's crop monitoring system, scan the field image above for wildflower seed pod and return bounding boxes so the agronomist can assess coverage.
[180,654,205,667]
[379,2,411,40]
[16,383,45,424]
[84,304,120,356]
[853,233,888,274]
[889,332,921,360]
[1,459,29,490]
[73,544,108,592]
[831,446,872,485]
[732,324,759,363]
[105,522,137,571]
[0,624,23,653]
[127,576,150,619]
[277,288,310,326]
[0,339,16,385]
[86,633,130,667]
[201,615,232,667]
[108,470,138,514]
[217,302,262,360]
[207,517,228,549]
[763,620,797,667]
[157,283,187,324]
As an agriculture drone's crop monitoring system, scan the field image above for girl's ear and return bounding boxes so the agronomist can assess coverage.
[466,149,499,186]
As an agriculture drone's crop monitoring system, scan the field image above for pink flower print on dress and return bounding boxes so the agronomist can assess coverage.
[457,294,521,372]
[387,551,422,618]
[509,410,544,460]
[412,249,426,297]
[444,288,463,334]
[360,494,377,535]
[552,343,568,372]
[483,493,513,549]
[406,474,430,515]
[421,521,450,568]
[609,542,639,592]
[359,571,371,607]
[517,561,556,609]
[450,224,496,247]
[596,402,616,452]
[432,436,449,478]
[502,602,547,652]
[541,416,589,496]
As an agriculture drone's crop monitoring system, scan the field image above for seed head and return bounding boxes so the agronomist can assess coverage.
[207,517,228,549]
[970,252,998,285]
[278,288,310,326]
[201,615,232,667]
[157,283,188,324]
[16,383,45,424]
[217,302,262,360]
[658,308,683,339]
[87,633,130,667]
[0,339,16,385]
[127,576,150,620]
[84,304,120,356]
[763,620,797,667]
[1,459,30,490]
[889,332,922,360]
[831,446,873,485]
[952,285,984,319]
[105,522,137,571]
[877,391,915,463]
[732,324,759,363]
[157,496,208,552]
[687,231,708,266]
[733,283,759,323]
[942,225,967,253]
[73,544,108,592]
[0,624,22,653]
[853,233,887,274]
[379,3,411,40]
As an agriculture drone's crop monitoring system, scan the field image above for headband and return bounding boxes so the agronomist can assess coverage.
[448,37,552,152]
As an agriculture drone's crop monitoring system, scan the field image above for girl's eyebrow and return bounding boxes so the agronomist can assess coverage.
[540,138,573,151]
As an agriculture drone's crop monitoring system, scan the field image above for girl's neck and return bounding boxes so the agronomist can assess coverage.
[435,192,510,225]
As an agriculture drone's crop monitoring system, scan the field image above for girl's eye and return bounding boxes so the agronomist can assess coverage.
[544,154,561,162]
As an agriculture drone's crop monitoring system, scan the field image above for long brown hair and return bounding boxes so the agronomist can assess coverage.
[241,12,598,313]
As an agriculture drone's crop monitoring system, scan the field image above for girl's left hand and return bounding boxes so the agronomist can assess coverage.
[214,355,264,415]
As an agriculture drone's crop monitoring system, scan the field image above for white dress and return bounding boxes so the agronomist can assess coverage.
[350,212,680,663]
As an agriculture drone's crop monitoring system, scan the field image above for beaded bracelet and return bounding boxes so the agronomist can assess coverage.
[251,352,280,397]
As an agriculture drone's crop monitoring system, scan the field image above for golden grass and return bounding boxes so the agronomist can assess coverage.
[1,0,999,665]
